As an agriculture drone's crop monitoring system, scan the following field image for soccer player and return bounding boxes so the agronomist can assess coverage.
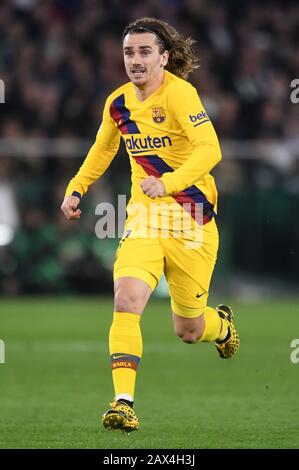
[61,17,240,433]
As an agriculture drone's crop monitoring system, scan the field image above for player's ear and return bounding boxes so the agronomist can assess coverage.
[161,50,169,67]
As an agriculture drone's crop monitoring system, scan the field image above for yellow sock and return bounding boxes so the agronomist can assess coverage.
[109,312,143,402]
[198,306,227,342]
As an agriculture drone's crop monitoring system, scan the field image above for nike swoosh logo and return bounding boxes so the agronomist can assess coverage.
[112,355,130,360]
[196,293,204,298]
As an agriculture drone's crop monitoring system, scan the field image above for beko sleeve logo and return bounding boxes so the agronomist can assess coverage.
[189,110,210,127]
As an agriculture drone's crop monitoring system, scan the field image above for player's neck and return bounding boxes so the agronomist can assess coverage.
[133,71,165,102]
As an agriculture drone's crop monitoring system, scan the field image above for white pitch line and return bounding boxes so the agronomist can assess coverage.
[6,340,187,354]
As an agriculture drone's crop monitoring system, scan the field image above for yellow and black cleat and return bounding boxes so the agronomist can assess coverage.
[102,401,139,433]
[215,304,240,359]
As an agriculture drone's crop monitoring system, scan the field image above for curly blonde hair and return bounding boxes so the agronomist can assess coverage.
[123,17,199,80]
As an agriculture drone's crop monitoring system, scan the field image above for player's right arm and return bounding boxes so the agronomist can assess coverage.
[61,97,120,220]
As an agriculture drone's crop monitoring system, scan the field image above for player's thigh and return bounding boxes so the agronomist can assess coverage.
[163,218,219,318]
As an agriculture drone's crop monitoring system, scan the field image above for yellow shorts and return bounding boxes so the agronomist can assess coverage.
[113,218,219,318]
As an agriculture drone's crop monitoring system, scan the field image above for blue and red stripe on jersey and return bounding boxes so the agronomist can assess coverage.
[132,154,215,225]
[110,94,140,135]
[109,95,214,224]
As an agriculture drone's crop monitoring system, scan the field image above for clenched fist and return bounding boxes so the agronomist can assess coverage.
[141,176,166,198]
[61,195,81,220]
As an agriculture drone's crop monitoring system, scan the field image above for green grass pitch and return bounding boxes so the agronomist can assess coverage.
[0,296,298,449]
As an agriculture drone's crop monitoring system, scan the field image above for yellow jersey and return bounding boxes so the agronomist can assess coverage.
[66,70,222,230]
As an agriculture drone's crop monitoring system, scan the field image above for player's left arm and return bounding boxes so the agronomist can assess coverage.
[160,84,222,195]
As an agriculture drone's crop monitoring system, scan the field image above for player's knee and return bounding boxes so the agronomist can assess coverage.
[114,290,142,314]
[175,327,201,344]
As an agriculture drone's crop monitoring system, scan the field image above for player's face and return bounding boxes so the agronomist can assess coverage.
[123,33,169,87]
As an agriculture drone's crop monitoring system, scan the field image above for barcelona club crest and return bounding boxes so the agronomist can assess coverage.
[152,106,166,123]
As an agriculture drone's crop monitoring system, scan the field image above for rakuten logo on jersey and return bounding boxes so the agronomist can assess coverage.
[124,135,172,151]
[189,110,209,123]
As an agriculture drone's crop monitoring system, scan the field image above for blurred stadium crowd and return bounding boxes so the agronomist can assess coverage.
[0,0,298,294]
